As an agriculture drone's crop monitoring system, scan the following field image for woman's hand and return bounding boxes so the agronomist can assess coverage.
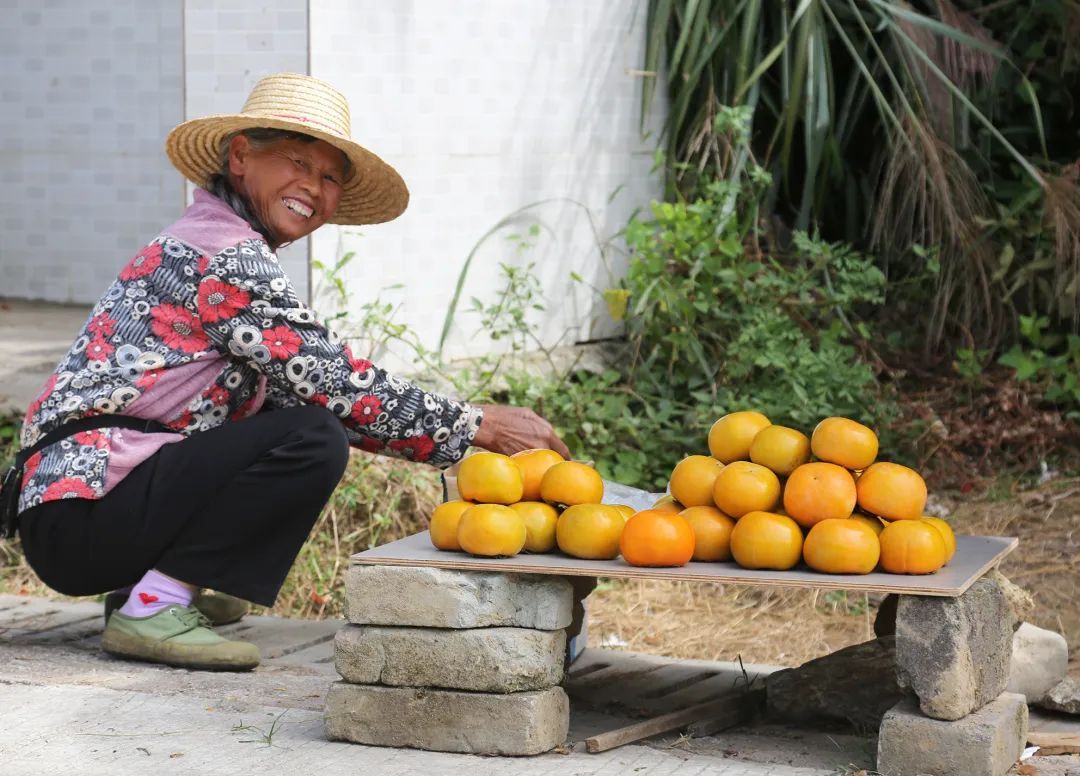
[472,404,571,459]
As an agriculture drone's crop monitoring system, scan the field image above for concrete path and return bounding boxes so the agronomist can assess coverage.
[0,594,873,776]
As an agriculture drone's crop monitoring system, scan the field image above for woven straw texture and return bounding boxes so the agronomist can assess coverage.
[166,73,408,225]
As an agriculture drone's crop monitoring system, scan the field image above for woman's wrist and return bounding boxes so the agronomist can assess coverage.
[471,404,495,450]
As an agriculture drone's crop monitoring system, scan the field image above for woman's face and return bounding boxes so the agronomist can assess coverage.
[227,134,348,245]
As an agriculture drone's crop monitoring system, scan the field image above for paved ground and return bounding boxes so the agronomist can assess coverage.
[0,594,875,776]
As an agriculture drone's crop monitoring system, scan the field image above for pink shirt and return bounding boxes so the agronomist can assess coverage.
[102,191,268,493]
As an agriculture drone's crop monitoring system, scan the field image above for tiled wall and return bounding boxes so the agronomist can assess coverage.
[0,0,184,302]
[182,0,310,299]
[309,1,665,368]
[1,0,663,363]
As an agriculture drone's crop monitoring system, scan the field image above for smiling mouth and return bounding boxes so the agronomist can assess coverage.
[282,197,313,219]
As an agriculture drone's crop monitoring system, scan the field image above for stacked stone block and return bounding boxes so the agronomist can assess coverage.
[877,575,1029,776]
[324,565,573,755]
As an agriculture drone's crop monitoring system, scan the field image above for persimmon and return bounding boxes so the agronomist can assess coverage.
[429,500,473,551]
[456,504,527,557]
[811,417,879,470]
[511,448,565,501]
[783,462,857,528]
[457,451,524,504]
[749,425,811,476]
[713,461,781,518]
[730,511,803,570]
[509,501,560,553]
[669,454,723,508]
[620,510,695,567]
[540,461,604,506]
[802,518,881,574]
[921,516,956,563]
[652,495,685,513]
[708,411,771,463]
[680,506,735,562]
[610,504,635,522]
[555,504,623,559]
[857,462,927,521]
[878,520,946,574]
[850,512,886,536]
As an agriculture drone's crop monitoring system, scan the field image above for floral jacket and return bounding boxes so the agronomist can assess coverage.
[15,189,482,514]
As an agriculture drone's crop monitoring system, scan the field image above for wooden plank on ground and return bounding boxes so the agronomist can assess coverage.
[1028,731,1080,755]
[352,532,1017,597]
[584,693,755,753]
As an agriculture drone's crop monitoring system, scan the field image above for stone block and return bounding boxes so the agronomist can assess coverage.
[1006,623,1068,702]
[324,682,569,756]
[767,636,906,730]
[876,692,1028,776]
[896,576,1012,720]
[986,569,1034,631]
[334,624,565,693]
[344,565,573,630]
[1036,676,1080,715]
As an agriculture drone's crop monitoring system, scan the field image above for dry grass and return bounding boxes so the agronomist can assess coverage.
[586,580,877,667]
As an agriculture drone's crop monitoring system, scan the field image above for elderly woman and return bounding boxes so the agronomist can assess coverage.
[2,74,568,671]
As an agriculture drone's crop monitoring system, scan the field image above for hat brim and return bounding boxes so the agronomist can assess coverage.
[165,114,409,226]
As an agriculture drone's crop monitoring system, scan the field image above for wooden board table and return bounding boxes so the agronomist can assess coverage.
[353,532,1017,597]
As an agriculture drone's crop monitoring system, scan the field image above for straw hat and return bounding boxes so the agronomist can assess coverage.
[165,73,408,225]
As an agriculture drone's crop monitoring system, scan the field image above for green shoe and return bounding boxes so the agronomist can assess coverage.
[102,606,261,671]
[103,590,249,626]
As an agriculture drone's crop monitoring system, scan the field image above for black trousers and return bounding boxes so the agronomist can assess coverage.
[18,405,350,607]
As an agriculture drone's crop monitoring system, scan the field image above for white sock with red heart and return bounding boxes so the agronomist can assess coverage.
[117,569,196,618]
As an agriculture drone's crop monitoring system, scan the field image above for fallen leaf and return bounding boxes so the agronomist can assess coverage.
[169,753,184,759]
[1016,764,1038,775]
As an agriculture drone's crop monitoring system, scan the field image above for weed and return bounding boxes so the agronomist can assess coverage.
[232,710,288,748]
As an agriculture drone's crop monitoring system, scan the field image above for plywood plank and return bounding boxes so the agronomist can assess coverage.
[351,532,1017,597]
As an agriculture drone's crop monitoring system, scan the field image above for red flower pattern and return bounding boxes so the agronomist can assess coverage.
[355,435,385,454]
[73,430,108,448]
[87,313,117,337]
[343,345,372,374]
[25,373,58,423]
[23,452,42,482]
[135,369,162,390]
[206,385,230,406]
[86,337,115,362]
[150,304,210,353]
[42,477,96,500]
[120,243,163,281]
[351,395,382,425]
[262,325,303,360]
[198,278,251,323]
[389,435,435,463]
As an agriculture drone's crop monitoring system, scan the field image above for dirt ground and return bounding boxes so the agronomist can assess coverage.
[586,477,1080,670]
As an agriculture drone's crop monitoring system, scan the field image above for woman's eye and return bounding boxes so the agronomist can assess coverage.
[324,174,340,185]
[292,157,307,169]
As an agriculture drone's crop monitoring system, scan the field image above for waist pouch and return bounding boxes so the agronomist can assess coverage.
[1,415,170,539]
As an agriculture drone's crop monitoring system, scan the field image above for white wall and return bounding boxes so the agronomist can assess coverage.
[308,1,664,369]
[0,0,184,302]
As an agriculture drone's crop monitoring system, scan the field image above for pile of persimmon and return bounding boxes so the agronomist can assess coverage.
[655,411,956,575]
[430,449,634,561]
[428,410,956,576]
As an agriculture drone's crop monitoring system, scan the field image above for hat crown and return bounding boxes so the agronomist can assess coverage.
[239,73,352,140]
